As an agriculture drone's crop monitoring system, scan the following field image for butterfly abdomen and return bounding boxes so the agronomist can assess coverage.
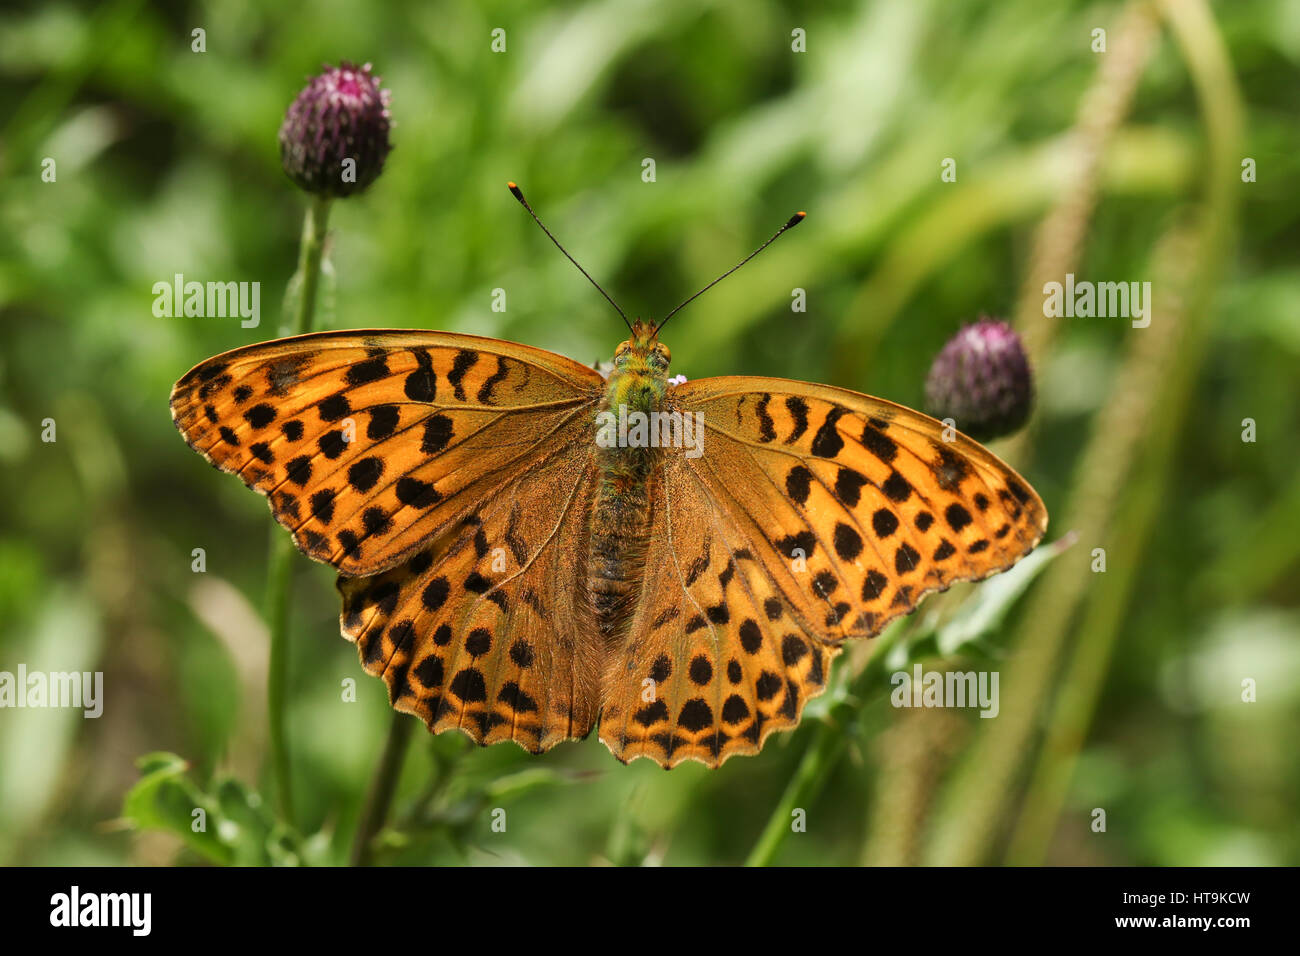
[587,361,666,640]
[588,476,654,641]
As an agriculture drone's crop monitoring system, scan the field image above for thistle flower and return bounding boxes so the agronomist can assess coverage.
[924,318,1033,441]
[278,62,392,198]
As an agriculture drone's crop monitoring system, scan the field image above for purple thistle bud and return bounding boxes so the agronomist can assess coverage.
[278,62,392,199]
[924,318,1034,442]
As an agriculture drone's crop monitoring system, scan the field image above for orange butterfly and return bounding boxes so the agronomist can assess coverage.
[171,185,1047,768]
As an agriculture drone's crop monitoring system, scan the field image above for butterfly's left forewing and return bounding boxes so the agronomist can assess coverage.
[599,375,1047,768]
[170,329,604,577]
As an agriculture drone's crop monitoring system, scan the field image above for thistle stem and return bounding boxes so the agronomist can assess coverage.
[744,721,847,868]
[745,622,905,866]
[264,526,296,826]
[284,196,333,338]
[265,194,332,827]
[350,713,414,866]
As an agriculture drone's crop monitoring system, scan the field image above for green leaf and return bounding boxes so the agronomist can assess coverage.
[934,531,1078,657]
[121,754,310,866]
[120,752,232,865]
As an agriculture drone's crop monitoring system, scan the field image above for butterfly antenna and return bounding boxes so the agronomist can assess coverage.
[508,182,633,333]
[655,210,806,335]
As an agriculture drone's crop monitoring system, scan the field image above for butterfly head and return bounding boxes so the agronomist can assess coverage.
[613,319,671,375]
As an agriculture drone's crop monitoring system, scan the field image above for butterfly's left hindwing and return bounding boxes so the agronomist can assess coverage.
[338,449,605,754]
[170,330,604,577]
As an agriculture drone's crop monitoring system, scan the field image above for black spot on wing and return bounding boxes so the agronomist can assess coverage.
[367,405,400,440]
[775,531,816,559]
[346,355,390,387]
[348,457,384,492]
[197,362,229,382]
[833,523,863,560]
[392,478,439,509]
[244,404,277,429]
[872,509,899,538]
[834,467,868,507]
[810,407,847,458]
[448,350,477,401]
[678,699,714,733]
[422,415,454,454]
[404,349,437,402]
[476,356,508,404]
[688,656,713,686]
[265,355,309,397]
[945,503,973,532]
[1006,479,1032,505]
[310,494,338,522]
[650,655,672,682]
[320,430,347,459]
[450,667,487,702]
[934,446,969,491]
[755,394,776,443]
[786,466,813,506]
[683,539,711,587]
[318,393,351,422]
[895,543,920,574]
[882,471,912,502]
[860,421,897,463]
[862,569,888,600]
[783,396,809,444]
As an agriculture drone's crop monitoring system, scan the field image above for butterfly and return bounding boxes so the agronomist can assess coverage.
[170,184,1047,768]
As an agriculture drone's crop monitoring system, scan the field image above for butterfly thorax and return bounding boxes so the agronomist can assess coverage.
[588,322,672,641]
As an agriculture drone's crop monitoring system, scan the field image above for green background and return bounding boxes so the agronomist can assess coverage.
[1,0,1297,866]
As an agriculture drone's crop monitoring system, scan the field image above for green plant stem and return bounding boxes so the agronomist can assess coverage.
[745,622,905,867]
[744,721,846,868]
[283,196,333,337]
[265,194,332,828]
[264,528,296,826]
[350,713,414,866]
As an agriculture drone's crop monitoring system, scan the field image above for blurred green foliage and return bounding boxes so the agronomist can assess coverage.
[1,0,1297,866]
